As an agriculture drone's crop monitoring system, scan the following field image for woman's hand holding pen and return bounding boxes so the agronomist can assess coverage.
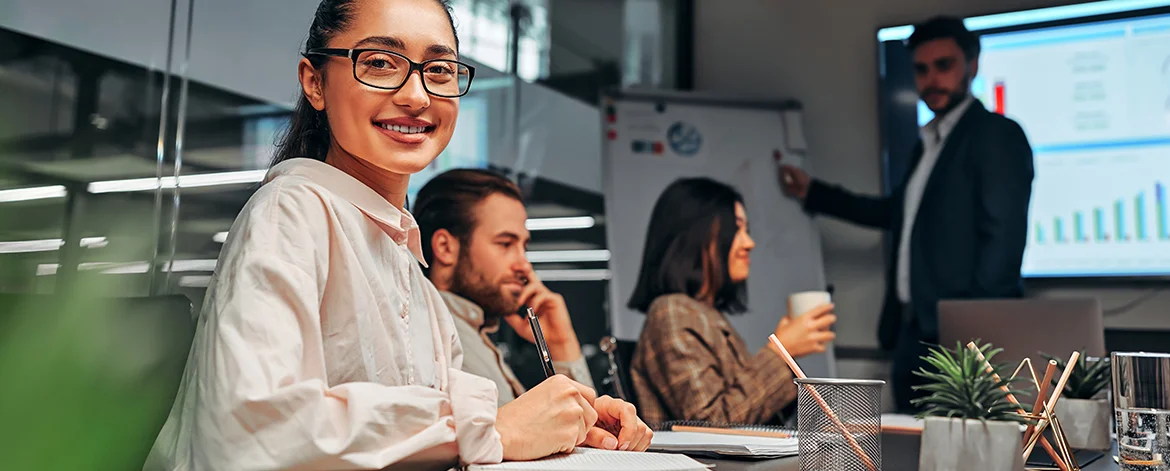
[502,268,583,362]
[496,377,653,459]
[496,375,598,460]
[772,303,837,358]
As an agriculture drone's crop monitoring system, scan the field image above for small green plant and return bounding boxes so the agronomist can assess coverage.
[1041,352,1111,400]
[911,342,1028,424]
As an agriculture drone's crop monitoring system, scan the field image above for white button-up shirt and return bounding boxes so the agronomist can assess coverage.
[896,95,975,304]
[145,158,503,470]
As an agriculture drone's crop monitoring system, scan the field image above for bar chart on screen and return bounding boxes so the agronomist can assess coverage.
[1033,182,1168,244]
[1022,144,1170,277]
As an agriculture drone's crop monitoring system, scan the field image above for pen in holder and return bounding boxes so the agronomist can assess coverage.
[525,306,557,378]
[795,378,884,471]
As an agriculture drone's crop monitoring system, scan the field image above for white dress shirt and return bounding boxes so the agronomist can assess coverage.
[896,95,975,304]
[144,158,503,471]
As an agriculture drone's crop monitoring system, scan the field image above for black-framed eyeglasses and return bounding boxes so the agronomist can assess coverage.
[304,48,475,98]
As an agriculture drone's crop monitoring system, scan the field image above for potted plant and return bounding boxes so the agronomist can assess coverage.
[1042,352,1112,451]
[912,342,1029,471]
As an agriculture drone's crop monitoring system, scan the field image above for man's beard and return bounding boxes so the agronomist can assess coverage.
[920,70,972,116]
[448,252,520,323]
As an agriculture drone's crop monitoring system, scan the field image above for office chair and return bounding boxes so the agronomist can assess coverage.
[599,336,639,410]
[0,293,195,469]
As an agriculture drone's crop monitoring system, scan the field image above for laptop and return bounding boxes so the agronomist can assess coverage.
[937,298,1106,373]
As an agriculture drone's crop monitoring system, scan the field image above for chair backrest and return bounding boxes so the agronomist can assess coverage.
[0,293,195,469]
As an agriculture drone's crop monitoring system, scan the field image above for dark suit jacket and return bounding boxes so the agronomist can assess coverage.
[804,100,1034,350]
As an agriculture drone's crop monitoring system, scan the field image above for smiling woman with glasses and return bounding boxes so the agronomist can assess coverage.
[142,0,645,470]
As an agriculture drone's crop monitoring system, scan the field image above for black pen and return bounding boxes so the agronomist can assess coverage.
[524,306,557,378]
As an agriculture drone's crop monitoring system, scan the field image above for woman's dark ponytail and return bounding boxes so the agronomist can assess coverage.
[271,0,459,167]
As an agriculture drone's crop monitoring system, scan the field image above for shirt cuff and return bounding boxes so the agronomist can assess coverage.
[448,368,504,465]
[803,179,828,213]
[553,357,595,390]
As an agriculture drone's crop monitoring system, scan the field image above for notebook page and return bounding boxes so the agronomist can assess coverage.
[466,448,710,471]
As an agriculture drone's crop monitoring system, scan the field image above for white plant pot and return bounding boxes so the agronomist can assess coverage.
[1055,398,1112,451]
[919,417,1025,471]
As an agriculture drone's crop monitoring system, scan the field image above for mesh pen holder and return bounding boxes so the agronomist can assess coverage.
[795,378,885,471]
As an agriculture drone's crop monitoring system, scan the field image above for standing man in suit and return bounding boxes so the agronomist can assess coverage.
[778,16,1034,412]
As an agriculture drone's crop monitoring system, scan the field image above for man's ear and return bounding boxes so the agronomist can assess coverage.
[431,229,461,267]
[968,57,979,80]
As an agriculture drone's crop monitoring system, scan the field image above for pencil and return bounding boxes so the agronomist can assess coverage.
[1022,360,1058,446]
[770,334,877,471]
[670,425,792,439]
[1045,351,1080,415]
[968,343,1070,471]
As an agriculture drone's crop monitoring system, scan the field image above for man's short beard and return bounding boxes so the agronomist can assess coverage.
[922,68,973,116]
[448,249,519,322]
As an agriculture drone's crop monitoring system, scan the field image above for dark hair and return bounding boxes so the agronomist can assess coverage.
[413,168,523,273]
[906,16,980,61]
[628,177,747,314]
[271,0,459,166]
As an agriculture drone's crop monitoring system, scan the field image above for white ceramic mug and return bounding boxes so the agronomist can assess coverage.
[788,290,831,318]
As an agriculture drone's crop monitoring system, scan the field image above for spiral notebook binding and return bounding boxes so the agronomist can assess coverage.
[651,420,797,434]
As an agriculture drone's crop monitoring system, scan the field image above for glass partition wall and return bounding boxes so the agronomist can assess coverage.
[2,0,607,320]
[1,0,617,396]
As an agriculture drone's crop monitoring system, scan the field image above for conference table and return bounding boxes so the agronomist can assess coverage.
[696,432,1119,470]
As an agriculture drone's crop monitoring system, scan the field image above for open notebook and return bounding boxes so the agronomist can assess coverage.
[644,420,799,459]
[649,430,798,459]
[466,448,710,471]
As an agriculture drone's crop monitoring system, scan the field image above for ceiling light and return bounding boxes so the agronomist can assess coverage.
[534,269,612,281]
[35,258,217,276]
[0,239,63,254]
[0,185,67,203]
[0,236,109,254]
[179,275,212,288]
[99,261,152,274]
[212,231,229,243]
[166,259,218,272]
[526,216,596,231]
[87,169,267,193]
[526,249,611,263]
[80,237,108,248]
[36,261,145,276]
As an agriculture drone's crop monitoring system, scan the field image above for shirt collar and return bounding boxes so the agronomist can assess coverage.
[921,94,975,144]
[265,158,427,266]
[440,291,500,333]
